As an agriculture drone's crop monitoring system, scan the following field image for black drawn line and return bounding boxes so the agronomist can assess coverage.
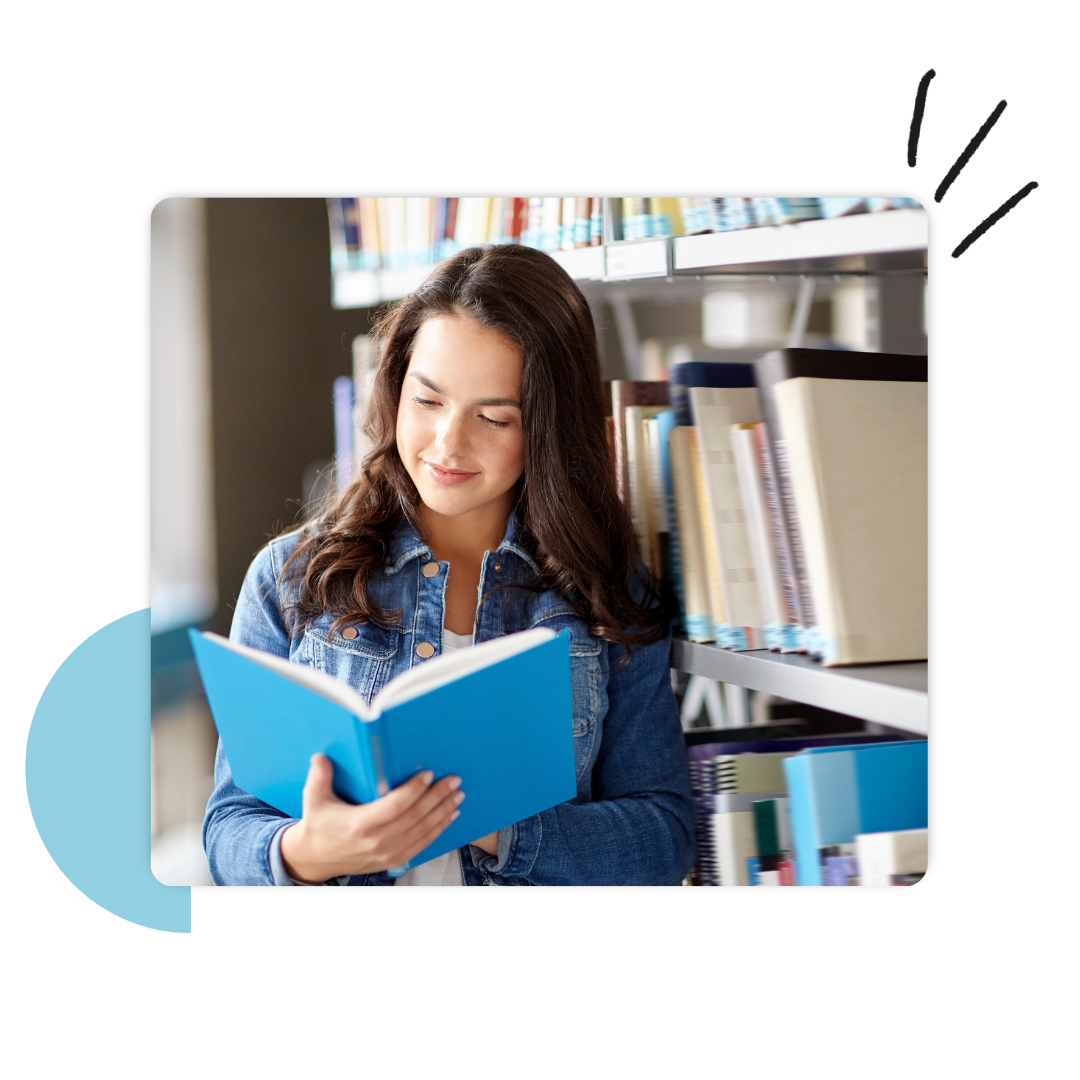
[951,181,1038,257]
[935,99,1007,202]
[908,69,936,167]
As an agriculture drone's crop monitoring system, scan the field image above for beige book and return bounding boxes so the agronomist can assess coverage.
[625,404,669,571]
[774,377,927,665]
[687,426,727,632]
[689,387,765,648]
[358,198,381,266]
[669,427,713,641]
[731,423,787,642]
[713,812,757,886]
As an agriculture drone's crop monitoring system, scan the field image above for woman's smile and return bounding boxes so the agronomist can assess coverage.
[422,460,481,486]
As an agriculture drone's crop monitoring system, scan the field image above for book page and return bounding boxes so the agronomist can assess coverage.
[371,627,556,715]
[200,632,373,718]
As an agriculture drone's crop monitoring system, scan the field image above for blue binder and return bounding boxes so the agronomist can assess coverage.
[189,628,577,868]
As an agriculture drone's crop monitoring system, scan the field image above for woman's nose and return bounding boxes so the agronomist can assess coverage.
[434,409,469,458]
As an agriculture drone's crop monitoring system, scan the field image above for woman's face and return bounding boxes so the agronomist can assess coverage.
[396,314,525,520]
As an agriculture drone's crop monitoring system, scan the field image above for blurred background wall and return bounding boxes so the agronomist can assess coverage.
[150,197,925,884]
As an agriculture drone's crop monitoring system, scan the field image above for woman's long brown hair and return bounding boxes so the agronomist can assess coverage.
[281,243,675,650]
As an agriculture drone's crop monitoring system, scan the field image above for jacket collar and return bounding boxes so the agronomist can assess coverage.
[383,507,539,576]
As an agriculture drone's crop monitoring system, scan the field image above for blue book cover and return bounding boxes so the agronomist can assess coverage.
[668,362,755,426]
[189,627,577,869]
[783,741,928,886]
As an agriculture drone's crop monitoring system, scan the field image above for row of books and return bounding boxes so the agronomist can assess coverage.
[686,733,928,886]
[327,197,603,272]
[327,197,923,272]
[612,348,928,666]
[618,197,921,240]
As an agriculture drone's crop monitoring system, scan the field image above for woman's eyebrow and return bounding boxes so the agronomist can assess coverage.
[408,372,520,409]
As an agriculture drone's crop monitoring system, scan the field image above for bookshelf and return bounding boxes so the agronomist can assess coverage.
[672,639,927,734]
[331,199,929,738]
[331,203,928,307]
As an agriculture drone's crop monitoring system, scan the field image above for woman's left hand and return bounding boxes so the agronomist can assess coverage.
[471,831,499,856]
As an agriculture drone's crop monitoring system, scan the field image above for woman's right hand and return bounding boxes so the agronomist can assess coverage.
[279,754,465,883]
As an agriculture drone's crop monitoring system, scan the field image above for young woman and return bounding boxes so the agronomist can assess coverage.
[203,243,696,886]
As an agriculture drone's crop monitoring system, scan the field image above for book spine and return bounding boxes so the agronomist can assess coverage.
[656,411,684,624]
[542,197,562,251]
[611,384,630,506]
[783,755,823,886]
[625,407,652,571]
[327,198,349,274]
[574,196,591,247]
[333,376,354,495]
[524,197,543,249]
[756,422,804,648]
[687,423,729,641]
[429,198,444,264]
[713,811,757,886]
[668,369,693,427]
[514,197,529,242]
[772,436,818,638]
[341,198,361,269]
[731,424,786,649]
[589,197,602,246]
[670,427,714,641]
[645,418,668,582]
[442,198,459,256]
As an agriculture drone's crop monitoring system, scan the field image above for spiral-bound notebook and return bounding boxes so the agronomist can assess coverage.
[189,627,576,869]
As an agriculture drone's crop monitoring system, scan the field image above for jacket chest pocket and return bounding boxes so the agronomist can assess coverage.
[300,621,405,705]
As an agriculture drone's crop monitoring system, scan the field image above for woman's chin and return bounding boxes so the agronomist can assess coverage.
[416,485,487,518]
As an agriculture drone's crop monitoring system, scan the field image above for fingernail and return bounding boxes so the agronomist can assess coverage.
[450,810,460,822]
[453,791,465,806]
[421,771,434,785]
[447,776,462,790]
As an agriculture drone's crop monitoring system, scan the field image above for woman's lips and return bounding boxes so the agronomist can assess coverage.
[423,460,479,487]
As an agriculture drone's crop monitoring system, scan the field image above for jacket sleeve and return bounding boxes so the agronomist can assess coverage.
[201,540,371,886]
[470,627,696,886]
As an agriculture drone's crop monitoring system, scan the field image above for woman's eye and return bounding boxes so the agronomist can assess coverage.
[481,415,511,429]
[413,396,440,408]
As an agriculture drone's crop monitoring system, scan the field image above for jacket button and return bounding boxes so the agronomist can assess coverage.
[415,642,436,658]
[493,562,502,572]
[341,627,358,639]
[422,561,440,577]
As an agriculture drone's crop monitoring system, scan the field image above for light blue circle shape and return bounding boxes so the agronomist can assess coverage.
[26,609,190,933]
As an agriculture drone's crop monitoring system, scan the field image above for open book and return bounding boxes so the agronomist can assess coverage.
[190,627,576,869]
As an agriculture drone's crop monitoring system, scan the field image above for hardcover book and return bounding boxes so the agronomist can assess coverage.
[189,627,577,870]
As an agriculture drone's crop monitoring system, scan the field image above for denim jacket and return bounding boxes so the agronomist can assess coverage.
[203,514,696,886]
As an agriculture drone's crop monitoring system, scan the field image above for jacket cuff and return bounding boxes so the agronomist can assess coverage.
[268,821,298,886]
[475,814,543,879]
[269,822,351,886]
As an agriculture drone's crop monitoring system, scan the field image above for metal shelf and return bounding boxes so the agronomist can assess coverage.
[671,208,927,276]
[330,209,928,307]
[671,639,927,735]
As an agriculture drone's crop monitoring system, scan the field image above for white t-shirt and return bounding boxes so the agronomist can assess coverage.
[394,626,474,887]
